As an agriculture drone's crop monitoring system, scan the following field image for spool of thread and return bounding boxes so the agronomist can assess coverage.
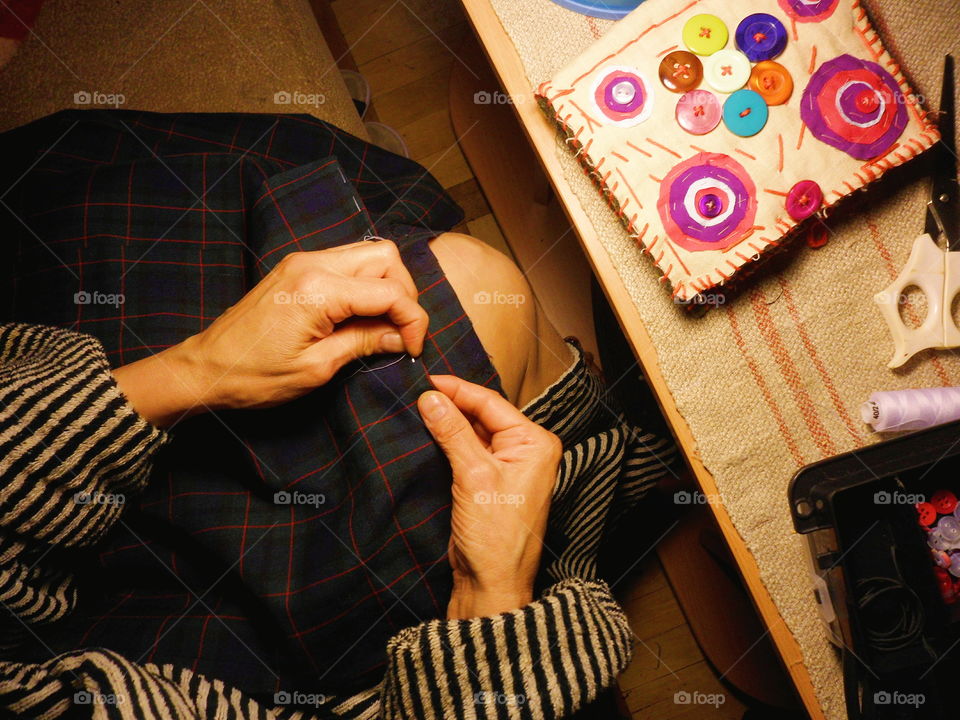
[860,387,960,432]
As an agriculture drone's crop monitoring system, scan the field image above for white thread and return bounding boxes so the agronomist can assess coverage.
[343,353,413,379]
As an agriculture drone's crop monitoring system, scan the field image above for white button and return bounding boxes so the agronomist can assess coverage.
[703,48,751,94]
[612,80,636,104]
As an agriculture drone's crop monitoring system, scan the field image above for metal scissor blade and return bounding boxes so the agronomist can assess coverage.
[928,55,959,249]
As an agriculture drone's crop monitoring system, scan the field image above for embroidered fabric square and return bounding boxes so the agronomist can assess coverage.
[536,0,939,302]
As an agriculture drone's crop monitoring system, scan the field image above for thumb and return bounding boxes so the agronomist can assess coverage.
[418,391,491,477]
[304,319,406,379]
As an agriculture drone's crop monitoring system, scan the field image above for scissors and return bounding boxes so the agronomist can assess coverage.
[875,55,959,368]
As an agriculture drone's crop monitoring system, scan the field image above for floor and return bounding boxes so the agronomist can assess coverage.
[328,0,747,716]
[330,0,513,259]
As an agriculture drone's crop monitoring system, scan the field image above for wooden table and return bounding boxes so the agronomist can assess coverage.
[457,1,825,718]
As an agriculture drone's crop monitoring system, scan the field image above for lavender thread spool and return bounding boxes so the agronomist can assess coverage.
[861,387,960,432]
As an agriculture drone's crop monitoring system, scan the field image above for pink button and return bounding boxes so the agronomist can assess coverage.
[785,180,823,221]
[675,89,721,135]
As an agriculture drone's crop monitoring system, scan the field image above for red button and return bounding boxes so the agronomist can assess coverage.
[931,489,958,515]
[806,224,828,248]
[916,501,937,526]
[855,89,879,113]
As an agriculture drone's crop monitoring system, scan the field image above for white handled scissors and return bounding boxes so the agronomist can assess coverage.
[875,55,959,368]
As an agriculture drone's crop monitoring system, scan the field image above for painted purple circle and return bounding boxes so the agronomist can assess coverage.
[777,0,839,22]
[785,180,823,220]
[604,76,644,112]
[697,193,724,218]
[669,166,748,243]
[800,54,908,160]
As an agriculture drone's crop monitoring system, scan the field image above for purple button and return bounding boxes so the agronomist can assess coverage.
[676,89,722,135]
[697,193,724,218]
[785,180,823,221]
[735,13,788,62]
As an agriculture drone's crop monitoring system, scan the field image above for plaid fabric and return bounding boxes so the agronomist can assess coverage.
[0,110,500,700]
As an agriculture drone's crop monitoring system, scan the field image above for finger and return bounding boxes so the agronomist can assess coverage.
[417,390,492,478]
[325,239,418,299]
[303,319,406,379]
[430,375,530,435]
[326,276,428,356]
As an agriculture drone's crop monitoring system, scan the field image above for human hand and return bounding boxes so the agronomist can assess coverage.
[113,240,428,425]
[417,375,561,619]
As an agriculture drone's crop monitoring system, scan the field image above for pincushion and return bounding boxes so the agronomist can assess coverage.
[536,0,939,303]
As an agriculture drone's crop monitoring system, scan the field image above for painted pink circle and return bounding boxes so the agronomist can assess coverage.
[657,152,758,253]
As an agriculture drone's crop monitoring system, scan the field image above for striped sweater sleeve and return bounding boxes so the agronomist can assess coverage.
[0,322,168,636]
[0,579,633,720]
[378,578,633,719]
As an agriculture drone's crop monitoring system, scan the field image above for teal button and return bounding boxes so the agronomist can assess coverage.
[722,88,769,137]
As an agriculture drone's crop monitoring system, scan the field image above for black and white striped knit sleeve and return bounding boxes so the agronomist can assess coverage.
[377,577,632,719]
[0,322,168,638]
[0,577,632,720]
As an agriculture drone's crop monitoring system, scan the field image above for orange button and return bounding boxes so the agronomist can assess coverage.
[748,60,793,105]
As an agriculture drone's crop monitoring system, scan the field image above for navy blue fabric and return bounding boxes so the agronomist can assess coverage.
[0,110,501,701]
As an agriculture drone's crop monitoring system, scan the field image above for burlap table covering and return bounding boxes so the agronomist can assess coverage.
[486,0,960,716]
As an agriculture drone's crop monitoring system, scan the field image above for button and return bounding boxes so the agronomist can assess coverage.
[929,528,952,551]
[748,61,793,105]
[658,51,703,93]
[785,180,823,220]
[682,14,728,56]
[933,489,959,515]
[704,49,751,93]
[806,223,828,248]
[698,193,724,218]
[933,549,952,568]
[939,516,960,543]
[855,88,880,113]
[916,501,938,527]
[735,13,788,62]
[722,88,768,136]
[611,80,636,105]
[675,89,722,135]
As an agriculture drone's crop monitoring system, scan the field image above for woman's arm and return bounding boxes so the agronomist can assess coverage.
[377,376,633,718]
[111,239,427,427]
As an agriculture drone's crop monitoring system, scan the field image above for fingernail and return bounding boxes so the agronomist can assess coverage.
[420,392,448,421]
[381,332,404,353]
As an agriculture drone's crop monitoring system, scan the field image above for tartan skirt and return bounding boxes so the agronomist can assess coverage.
[0,110,502,696]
